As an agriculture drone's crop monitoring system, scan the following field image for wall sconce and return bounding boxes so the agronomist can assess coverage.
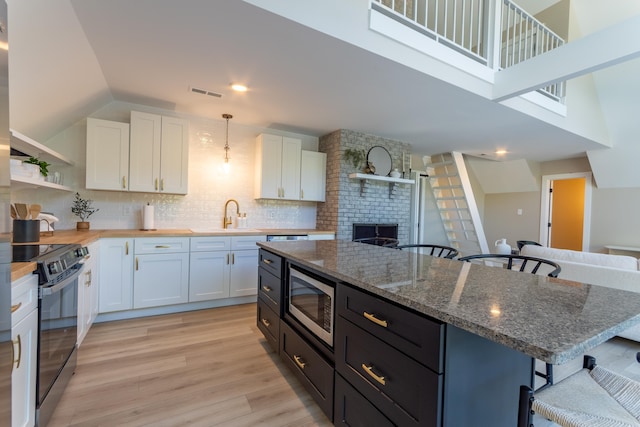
[222,113,232,173]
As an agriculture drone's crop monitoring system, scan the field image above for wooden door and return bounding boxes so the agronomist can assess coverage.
[550,177,585,250]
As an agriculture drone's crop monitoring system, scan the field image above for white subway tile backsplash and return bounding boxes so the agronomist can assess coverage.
[12,102,320,232]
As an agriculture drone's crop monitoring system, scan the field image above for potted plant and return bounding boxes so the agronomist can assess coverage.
[344,148,366,172]
[71,192,99,230]
[24,156,50,177]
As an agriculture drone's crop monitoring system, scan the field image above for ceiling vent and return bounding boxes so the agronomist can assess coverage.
[189,86,222,98]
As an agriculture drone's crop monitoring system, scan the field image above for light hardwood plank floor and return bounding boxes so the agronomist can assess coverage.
[48,303,333,427]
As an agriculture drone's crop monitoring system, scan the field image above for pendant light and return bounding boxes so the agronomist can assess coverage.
[222,113,232,173]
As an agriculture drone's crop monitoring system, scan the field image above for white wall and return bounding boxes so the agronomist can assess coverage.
[480,157,640,253]
[10,101,321,231]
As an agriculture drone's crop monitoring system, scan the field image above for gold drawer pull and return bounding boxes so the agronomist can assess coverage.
[122,176,126,189]
[362,364,386,386]
[364,311,388,328]
[294,355,306,369]
[11,302,22,313]
[126,241,129,255]
[260,318,271,327]
[263,286,273,292]
[262,259,272,265]
[13,334,22,370]
[155,245,170,249]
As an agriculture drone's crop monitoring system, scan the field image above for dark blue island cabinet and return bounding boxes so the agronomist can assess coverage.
[256,249,533,427]
[334,283,532,427]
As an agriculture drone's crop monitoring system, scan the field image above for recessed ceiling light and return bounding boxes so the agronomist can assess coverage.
[231,83,248,92]
[495,149,507,155]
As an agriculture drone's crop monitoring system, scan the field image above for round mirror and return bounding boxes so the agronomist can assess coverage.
[367,146,392,176]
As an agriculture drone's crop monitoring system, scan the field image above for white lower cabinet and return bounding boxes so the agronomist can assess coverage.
[99,238,134,313]
[189,235,265,302]
[134,237,190,308]
[78,241,100,346]
[12,274,38,427]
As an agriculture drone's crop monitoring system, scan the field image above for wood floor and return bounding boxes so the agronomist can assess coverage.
[48,303,333,427]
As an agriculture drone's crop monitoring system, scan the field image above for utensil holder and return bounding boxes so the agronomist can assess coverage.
[13,219,40,243]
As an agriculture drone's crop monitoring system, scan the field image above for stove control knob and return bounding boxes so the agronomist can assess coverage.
[49,261,61,274]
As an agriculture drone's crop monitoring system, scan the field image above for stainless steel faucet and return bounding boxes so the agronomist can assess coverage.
[223,199,240,229]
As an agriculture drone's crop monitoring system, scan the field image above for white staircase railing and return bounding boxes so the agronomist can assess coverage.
[373,0,490,64]
[372,0,566,103]
[423,152,489,257]
[499,0,566,101]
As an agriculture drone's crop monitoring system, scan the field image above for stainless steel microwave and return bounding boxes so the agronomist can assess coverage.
[288,266,334,347]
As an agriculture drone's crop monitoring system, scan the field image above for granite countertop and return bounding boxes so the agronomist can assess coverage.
[258,240,640,365]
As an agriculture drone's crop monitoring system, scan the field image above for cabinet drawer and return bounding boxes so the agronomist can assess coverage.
[335,319,442,427]
[280,321,334,420]
[11,274,38,325]
[334,373,394,427]
[338,284,444,373]
[256,299,280,353]
[258,267,281,314]
[231,235,266,250]
[190,236,230,252]
[135,237,189,254]
[258,249,282,278]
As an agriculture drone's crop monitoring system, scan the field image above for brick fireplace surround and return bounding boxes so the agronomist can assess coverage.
[316,129,412,243]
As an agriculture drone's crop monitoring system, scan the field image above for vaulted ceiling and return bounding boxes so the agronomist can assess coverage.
[8,0,640,167]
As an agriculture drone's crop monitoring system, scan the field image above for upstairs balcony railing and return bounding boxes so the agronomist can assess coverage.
[372,0,566,103]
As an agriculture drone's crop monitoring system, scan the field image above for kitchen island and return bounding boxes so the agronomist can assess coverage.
[257,239,640,426]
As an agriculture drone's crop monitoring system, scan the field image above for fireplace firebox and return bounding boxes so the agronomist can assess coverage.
[352,223,399,247]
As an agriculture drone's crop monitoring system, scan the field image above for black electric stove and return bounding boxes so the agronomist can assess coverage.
[12,243,88,285]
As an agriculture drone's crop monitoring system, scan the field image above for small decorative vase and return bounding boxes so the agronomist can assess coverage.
[495,238,511,254]
[77,221,90,231]
[390,168,401,178]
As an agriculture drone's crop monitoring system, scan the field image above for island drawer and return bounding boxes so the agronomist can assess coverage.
[334,373,394,427]
[335,318,442,427]
[337,284,444,373]
[256,298,280,353]
[258,249,282,278]
[280,321,334,420]
[258,267,281,314]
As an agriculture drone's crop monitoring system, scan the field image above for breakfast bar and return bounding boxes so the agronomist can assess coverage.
[257,239,640,426]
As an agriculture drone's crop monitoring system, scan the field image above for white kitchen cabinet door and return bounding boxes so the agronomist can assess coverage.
[189,251,230,302]
[129,111,189,194]
[12,274,38,427]
[229,249,260,297]
[129,111,161,193]
[228,235,264,297]
[281,137,302,199]
[134,252,190,309]
[86,118,130,191]
[159,116,189,194]
[254,133,301,200]
[78,241,99,346]
[300,150,326,202]
[99,238,134,313]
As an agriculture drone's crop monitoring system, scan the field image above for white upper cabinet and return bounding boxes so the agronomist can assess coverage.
[300,150,326,202]
[86,118,130,191]
[129,111,189,195]
[254,133,302,200]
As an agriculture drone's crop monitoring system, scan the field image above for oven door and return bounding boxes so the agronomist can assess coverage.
[288,266,334,347]
[38,264,81,407]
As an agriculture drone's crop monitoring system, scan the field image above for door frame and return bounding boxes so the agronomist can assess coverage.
[539,172,592,250]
